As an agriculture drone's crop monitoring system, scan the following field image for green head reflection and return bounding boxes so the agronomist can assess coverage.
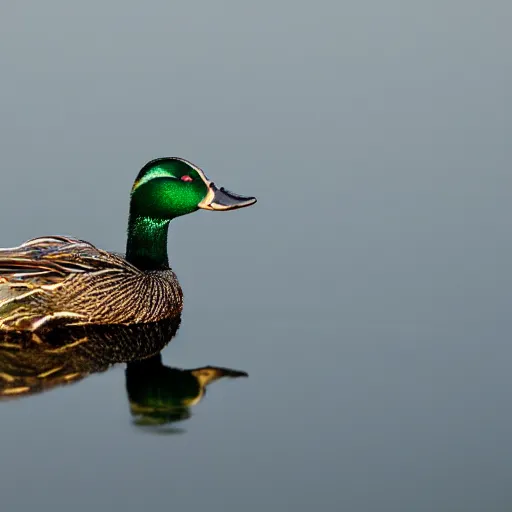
[126,355,248,427]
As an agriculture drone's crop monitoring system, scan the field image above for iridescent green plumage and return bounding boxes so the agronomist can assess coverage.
[0,158,256,331]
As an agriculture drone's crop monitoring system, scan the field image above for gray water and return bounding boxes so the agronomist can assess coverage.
[0,1,511,510]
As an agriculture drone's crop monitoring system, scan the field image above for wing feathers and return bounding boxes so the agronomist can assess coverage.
[0,237,139,276]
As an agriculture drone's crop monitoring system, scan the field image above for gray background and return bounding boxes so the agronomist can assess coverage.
[0,1,511,510]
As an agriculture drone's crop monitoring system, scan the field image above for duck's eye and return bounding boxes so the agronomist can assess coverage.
[181,175,193,182]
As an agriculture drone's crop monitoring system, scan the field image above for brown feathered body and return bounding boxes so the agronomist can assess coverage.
[0,236,183,331]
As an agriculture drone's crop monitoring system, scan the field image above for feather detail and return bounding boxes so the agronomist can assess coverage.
[0,237,183,331]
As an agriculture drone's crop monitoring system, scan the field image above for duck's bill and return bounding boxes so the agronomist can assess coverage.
[198,183,257,211]
[191,367,249,385]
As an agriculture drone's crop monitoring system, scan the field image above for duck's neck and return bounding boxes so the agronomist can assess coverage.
[126,215,171,270]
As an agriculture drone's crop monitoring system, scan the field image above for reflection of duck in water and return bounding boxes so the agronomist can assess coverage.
[0,318,247,428]
[127,356,247,426]
[0,317,181,397]
[0,158,256,331]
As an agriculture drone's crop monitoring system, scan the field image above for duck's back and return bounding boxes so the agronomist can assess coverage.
[0,236,183,331]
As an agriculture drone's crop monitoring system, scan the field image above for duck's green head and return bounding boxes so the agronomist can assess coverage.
[130,157,256,219]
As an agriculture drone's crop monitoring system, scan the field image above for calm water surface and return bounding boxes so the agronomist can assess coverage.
[1,1,511,511]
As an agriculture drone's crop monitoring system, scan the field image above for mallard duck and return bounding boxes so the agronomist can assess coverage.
[0,158,256,331]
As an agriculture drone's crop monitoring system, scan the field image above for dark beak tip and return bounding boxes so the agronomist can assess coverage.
[228,370,249,378]
[235,196,257,210]
[209,187,257,211]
